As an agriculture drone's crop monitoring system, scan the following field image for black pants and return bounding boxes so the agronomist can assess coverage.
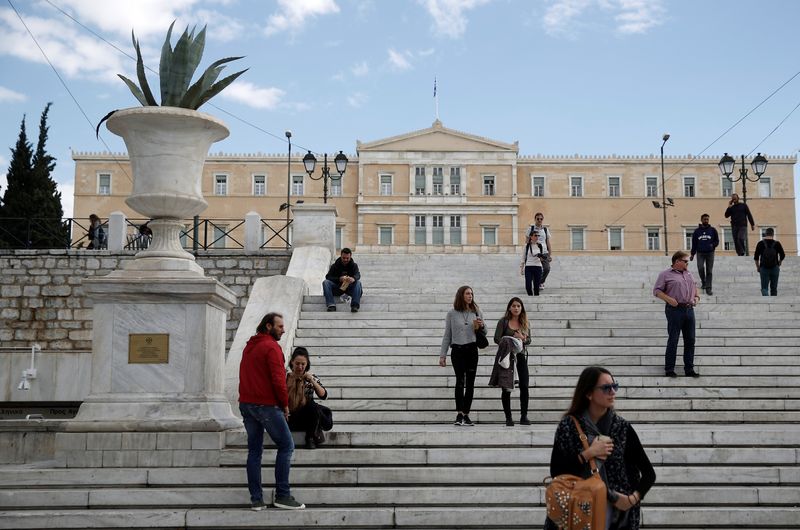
[287,402,321,440]
[733,225,748,256]
[695,252,714,289]
[501,352,530,419]
[524,266,542,296]
[450,343,479,414]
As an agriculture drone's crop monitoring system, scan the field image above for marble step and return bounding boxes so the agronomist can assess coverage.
[295,336,795,347]
[305,345,797,356]
[299,318,800,329]
[297,310,800,321]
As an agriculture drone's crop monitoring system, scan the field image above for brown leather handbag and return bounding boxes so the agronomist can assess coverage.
[544,416,608,530]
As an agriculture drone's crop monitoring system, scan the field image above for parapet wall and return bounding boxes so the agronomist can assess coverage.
[0,249,291,352]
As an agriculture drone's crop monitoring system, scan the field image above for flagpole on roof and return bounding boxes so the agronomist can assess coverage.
[434,77,439,121]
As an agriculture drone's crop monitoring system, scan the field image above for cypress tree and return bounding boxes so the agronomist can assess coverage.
[0,103,68,248]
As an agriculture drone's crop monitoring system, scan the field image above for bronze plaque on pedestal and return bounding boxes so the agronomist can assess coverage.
[128,334,169,364]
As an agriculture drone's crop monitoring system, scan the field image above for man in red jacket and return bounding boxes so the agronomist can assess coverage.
[239,312,305,510]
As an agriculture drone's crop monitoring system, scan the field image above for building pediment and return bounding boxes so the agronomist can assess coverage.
[358,120,518,153]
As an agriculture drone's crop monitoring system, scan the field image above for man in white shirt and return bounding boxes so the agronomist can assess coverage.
[526,212,552,289]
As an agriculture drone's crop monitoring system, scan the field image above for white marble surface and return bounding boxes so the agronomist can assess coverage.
[223,275,306,414]
[243,211,261,252]
[106,212,126,252]
[285,245,331,296]
[290,203,337,260]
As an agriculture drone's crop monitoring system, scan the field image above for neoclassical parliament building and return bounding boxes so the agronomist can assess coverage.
[73,120,797,255]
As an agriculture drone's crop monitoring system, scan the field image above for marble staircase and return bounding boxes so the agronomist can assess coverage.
[1,254,798,528]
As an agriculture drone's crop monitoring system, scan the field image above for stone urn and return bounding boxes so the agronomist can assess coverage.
[106,107,228,275]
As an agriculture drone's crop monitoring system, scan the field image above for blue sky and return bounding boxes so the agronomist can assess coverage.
[1,0,799,248]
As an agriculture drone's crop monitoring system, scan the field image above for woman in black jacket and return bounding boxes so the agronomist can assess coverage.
[286,347,329,449]
[544,366,656,530]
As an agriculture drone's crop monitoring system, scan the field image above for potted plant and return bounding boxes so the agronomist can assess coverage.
[103,23,246,273]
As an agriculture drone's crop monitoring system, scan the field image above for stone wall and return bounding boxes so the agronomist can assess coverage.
[0,249,291,352]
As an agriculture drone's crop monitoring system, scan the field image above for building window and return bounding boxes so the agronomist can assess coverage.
[292,175,304,196]
[483,175,495,196]
[330,176,342,197]
[253,175,266,196]
[759,177,771,197]
[684,228,693,250]
[570,227,585,250]
[532,175,545,197]
[379,226,393,245]
[98,173,111,195]
[647,228,660,251]
[646,176,658,197]
[482,226,497,245]
[760,226,775,239]
[608,176,621,197]
[415,215,426,245]
[432,167,443,195]
[683,176,695,197]
[415,167,426,195]
[570,176,583,197]
[335,226,343,250]
[721,177,733,197]
[380,174,393,195]
[450,215,461,245]
[214,174,228,196]
[608,227,623,251]
[432,215,444,244]
[213,225,227,249]
[450,167,461,195]
[721,227,734,251]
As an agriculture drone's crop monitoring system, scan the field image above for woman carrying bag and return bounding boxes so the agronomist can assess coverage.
[286,347,330,449]
[439,285,485,427]
[490,297,532,426]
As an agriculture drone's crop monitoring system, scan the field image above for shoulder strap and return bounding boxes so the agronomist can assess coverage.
[570,415,600,475]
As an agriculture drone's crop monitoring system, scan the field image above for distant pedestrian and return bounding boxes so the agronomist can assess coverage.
[239,312,305,511]
[520,231,545,296]
[491,297,532,426]
[323,248,363,313]
[87,214,106,250]
[724,193,755,256]
[652,251,700,378]
[690,213,719,295]
[439,285,485,426]
[526,212,552,289]
[753,228,785,296]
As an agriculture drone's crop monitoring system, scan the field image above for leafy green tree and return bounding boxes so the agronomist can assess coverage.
[0,103,68,248]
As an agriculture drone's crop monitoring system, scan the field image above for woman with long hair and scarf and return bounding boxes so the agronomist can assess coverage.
[490,297,532,426]
[286,347,328,449]
[544,366,656,530]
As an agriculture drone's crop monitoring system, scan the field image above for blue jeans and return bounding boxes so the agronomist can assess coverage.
[322,279,362,307]
[759,266,780,296]
[240,403,294,502]
[664,305,695,373]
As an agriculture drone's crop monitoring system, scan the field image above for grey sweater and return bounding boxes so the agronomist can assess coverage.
[440,308,485,359]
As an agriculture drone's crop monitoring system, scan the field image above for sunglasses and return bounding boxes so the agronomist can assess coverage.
[595,383,619,394]
[679,259,690,263]
[535,217,543,221]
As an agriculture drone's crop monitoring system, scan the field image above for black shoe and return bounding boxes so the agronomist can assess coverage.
[250,500,267,511]
[700,284,706,291]
[519,415,531,425]
[505,419,514,427]
[351,305,359,313]
[305,437,317,449]
[665,370,678,378]
[327,306,336,312]
[706,287,713,295]
[685,370,700,378]
[462,414,474,426]
[274,496,305,510]
[454,413,464,426]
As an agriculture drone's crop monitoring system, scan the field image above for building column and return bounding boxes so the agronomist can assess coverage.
[443,214,451,245]
[426,215,433,245]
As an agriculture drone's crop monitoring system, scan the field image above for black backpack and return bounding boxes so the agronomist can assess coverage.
[761,240,779,268]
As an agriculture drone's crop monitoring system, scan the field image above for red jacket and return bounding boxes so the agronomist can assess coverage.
[238,333,288,409]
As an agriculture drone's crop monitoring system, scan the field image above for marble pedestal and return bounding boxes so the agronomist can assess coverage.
[291,203,338,259]
[69,273,240,432]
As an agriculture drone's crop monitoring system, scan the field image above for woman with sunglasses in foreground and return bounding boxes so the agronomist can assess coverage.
[544,366,655,530]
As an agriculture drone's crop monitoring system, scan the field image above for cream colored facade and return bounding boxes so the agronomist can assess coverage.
[73,120,797,254]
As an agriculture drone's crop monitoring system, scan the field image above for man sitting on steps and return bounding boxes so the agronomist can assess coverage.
[323,248,363,313]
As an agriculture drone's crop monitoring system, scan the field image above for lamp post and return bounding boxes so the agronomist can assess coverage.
[660,133,670,255]
[717,152,768,255]
[303,151,348,204]
[285,130,291,249]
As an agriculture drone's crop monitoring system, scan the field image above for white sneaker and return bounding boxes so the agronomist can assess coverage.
[340,294,352,305]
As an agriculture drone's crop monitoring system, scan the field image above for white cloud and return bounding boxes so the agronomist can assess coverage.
[388,48,413,71]
[193,9,246,42]
[0,155,7,193]
[347,92,368,108]
[0,85,26,103]
[219,81,285,109]
[418,48,436,57]
[543,0,664,36]
[51,0,200,39]
[419,0,491,39]
[57,181,75,218]
[351,61,369,77]
[265,0,340,36]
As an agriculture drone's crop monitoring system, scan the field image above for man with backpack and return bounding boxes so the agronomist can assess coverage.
[525,212,552,289]
[753,228,785,296]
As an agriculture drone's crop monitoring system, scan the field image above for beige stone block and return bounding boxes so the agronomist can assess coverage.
[56,432,87,451]
[172,450,220,467]
[66,450,103,468]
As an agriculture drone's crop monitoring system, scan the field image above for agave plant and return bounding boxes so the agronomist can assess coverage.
[119,22,247,110]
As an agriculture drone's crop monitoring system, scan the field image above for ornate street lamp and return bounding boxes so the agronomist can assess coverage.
[718,152,768,255]
[303,150,349,204]
[652,134,674,255]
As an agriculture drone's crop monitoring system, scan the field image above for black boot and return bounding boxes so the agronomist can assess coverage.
[502,392,513,426]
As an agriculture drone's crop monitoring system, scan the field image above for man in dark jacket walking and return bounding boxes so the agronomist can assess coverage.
[724,193,755,256]
[323,247,363,312]
[690,214,720,295]
[753,228,786,296]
